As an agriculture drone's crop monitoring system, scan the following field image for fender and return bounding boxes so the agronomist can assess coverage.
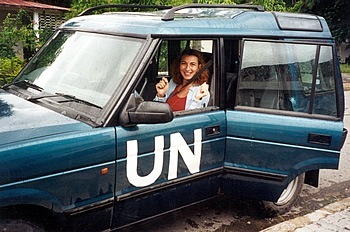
[0,188,64,213]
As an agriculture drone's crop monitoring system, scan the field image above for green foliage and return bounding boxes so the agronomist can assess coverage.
[0,57,24,86]
[0,10,38,52]
[288,0,302,12]
[67,0,241,18]
[341,64,350,74]
[0,44,15,59]
[253,0,286,11]
[297,0,349,43]
[67,0,173,18]
[195,0,236,3]
[38,27,55,47]
[0,9,51,58]
[296,0,349,62]
[0,10,40,84]
[67,0,292,19]
[66,0,109,18]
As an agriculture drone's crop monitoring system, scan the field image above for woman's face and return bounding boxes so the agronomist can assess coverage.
[180,55,200,81]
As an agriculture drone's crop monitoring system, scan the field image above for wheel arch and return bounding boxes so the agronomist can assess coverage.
[0,188,65,217]
[0,204,67,231]
[291,156,338,188]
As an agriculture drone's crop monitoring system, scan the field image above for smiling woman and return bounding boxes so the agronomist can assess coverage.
[154,48,210,111]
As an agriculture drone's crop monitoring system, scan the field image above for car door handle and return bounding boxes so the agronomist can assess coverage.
[308,133,332,146]
[206,125,220,136]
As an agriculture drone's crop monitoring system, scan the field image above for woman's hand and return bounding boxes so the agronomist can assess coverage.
[195,82,209,100]
[156,77,169,97]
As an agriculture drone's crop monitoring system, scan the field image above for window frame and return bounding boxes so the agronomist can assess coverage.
[134,38,221,117]
[235,38,340,119]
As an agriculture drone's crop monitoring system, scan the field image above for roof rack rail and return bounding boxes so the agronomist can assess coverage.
[79,4,172,16]
[161,3,264,21]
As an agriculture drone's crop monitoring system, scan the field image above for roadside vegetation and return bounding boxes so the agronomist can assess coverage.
[341,64,350,74]
[0,10,52,86]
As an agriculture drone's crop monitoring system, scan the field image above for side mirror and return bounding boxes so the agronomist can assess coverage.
[119,94,173,127]
[129,101,173,124]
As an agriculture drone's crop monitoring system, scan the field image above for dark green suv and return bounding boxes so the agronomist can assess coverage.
[0,4,347,231]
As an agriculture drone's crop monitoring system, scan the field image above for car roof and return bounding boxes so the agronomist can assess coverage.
[60,4,332,39]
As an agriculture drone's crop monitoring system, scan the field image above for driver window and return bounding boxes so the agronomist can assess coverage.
[136,39,216,113]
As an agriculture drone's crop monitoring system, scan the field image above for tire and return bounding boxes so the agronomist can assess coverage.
[0,218,45,232]
[262,173,305,215]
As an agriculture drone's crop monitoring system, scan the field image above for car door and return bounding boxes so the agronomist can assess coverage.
[111,39,226,228]
[224,39,346,201]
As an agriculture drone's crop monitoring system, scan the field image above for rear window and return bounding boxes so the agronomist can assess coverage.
[238,39,337,117]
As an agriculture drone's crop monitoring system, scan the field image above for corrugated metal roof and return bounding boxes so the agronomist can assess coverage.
[0,0,69,11]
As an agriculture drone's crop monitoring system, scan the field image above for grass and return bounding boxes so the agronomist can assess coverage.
[340,64,350,74]
[341,64,350,91]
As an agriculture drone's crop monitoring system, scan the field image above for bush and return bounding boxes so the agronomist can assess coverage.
[0,44,15,58]
[0,57,24,86]
[340,64,350,74]
[0,10,37,87]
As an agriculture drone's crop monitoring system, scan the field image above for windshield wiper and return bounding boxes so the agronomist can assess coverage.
[55,92,103,109]
[3,80,43,92]
[26,92,102,109]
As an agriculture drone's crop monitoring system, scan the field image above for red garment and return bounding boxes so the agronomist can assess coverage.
[167,94,187,111]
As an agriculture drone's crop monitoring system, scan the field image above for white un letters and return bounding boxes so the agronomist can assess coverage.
[126,129,202,187]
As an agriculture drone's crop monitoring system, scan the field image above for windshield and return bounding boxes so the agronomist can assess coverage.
[17,31,144,108]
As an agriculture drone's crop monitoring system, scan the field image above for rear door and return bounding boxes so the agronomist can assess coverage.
[224,39,345,201]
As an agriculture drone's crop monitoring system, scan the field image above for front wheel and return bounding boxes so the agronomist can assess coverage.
[262,173,305,215]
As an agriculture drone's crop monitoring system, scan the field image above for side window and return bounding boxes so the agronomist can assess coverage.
[136,39,216,113]
[300,46,335,94]
[237,40,337,117]
[313,46,337,115]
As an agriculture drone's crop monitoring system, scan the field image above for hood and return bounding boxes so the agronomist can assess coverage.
[0,90,91,146]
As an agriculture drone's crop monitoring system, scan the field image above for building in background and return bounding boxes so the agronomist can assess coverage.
[0,0,69,59]
[0,0,69,30]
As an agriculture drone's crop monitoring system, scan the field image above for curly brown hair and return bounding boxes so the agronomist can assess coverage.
[171,49,209,85]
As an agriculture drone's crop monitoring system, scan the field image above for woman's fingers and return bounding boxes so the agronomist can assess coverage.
[156,77,169,97]
[200,82,209,95]
[195,82,209,100]
[162,77,168,85]
[156,77,168,89]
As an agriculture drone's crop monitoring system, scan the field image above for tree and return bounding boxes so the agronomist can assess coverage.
[297,0,349,44]
[30,0,72,8]
[0,10,43,85]
[0,10,38,55]
[253,0,286,11]
[67,0,290,18]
